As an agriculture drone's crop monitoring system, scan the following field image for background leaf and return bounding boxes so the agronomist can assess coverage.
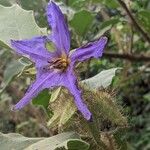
[32,89,51,108]
[100,18,120,29]
[57,139,90,150]
[0,59,31,94]
[0,0,15,6]
[0,132,87,150]
[24,132,82,150]
[32,89,52,116]
[70,10,94,36]
[0,4,46,48]
[0,132,43,150]
[82,68,121,89]
[137,10,150,32]
[47,92,76,128]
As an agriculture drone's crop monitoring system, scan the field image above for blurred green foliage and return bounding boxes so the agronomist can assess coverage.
[0,0,150,150]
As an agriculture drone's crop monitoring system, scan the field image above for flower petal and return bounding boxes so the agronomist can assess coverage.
[70,36,108,64]
[61,67,92,120]
[46,1,70,54]
[11,71,62,110]
[11,36,54,62]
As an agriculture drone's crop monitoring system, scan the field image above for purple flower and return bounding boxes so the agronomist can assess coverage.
[11,1,108,120]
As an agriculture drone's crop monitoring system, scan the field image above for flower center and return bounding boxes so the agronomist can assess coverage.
[48,56,70,71]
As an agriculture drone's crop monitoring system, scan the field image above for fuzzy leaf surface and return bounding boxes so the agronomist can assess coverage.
[0,132,87,150]
[82,68,120,89]
[0,4,46,48]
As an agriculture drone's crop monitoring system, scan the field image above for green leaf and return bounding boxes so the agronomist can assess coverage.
[32,89,51,108]
[25,132,89,150]
[103,0,119,8]
[0,0,48,27]
[137,10,150,32]
[50,87,62,103]
[48,88,76,128]
[19,0,44,11]
[59,100,76,127]
[70,10,94,36]
[94,25,111,39]
[82,68,121,89]
[19,57,32,66]
[0,4,46,48]
[25,132,80,150]
[88,0,119,8]
[68,0,87,10]
[138,10,150,20]
[0,132,43,150]
[67,139,89,150]
[100,18,120,29]
[47,95,76,128]
[19,0,48,27]
[57,139,90,150]
[32,89,52,117]
[94,18,119,40]
[0,0,15,6]
[0,59,31,94]
[0,132,85,150]
[143,92,150,102]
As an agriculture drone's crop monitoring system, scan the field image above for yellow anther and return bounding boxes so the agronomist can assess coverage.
[48,55,70,71]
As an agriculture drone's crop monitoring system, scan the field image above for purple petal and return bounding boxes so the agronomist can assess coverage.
[46,1,70,54]
[11,36,54,63]
[12,71,62,110]
[61,67,92,120]
[70,36,108,64]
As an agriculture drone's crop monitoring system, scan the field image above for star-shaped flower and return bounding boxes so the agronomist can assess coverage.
[11,1,108,120]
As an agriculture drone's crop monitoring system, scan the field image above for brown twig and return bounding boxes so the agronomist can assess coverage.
[103,52,150,62]
[117,0,150,44]
[128,26,134,53]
